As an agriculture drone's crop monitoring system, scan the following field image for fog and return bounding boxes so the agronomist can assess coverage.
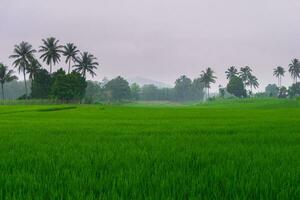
[1,0,300,91]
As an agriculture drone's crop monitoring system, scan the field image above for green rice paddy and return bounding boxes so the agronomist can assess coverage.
[0,98,299,199]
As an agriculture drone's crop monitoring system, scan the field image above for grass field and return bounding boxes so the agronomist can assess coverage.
[0,98,300,199]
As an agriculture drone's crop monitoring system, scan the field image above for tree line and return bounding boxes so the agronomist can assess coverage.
[0,37,98,101]
[1,38,300,102]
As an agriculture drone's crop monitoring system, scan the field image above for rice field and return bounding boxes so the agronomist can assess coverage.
[0,98,300,199]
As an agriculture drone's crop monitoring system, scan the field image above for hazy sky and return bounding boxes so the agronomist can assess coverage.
[1,0,300,91]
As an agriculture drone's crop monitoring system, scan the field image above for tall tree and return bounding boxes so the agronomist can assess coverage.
[63,43,79,74]
[27,58,41,82]
[273,66,285,87]
[0,64,18,100]
[225,66,238,79]
[239,66,252,84]
[39,37,63,74]
[74,52,99,78]
[247,74,259,95]
[200,67,217,98]
[9,41,36,97]
[288,58,300,83]
[174,75,192,101]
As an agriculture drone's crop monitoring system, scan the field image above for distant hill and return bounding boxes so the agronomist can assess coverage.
[127,77,172,88]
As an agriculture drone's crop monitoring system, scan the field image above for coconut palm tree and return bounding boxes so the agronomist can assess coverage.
[225,66,238,79]
[273,66,285,87]
[74,52,99,78]
[199,67,217,98]
[9,41,36,97]
[246,74,259,96]
[27,58,41,81]
[288,58,300,83]
[0,63,18,100]
[39,37,63,74]
[240,66,252,84]
[63,43,79,74]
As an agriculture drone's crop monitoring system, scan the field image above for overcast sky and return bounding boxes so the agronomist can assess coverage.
[1,0,300,91]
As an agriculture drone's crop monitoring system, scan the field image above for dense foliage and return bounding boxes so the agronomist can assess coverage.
[226,76,247,98]
[2,37,300,102]
[103,76,131,102]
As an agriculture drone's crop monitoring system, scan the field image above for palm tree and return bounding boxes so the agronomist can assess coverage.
[9,41,36,97]
[273,66,285,87]
[74,52,99,78]
[288,58,300,83]
[225,66,238,79]
[27,58,41,81]
[199,67,217,99]
[39,37,63,74]
[240,66,252,84]
[0,63,18,100]
[63,43,79,74]
[247,74,259,96]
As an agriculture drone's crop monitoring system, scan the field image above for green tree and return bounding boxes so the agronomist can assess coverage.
[31,69,52,99]
[225,66,238,79]
[218,85,225,98]
[278,86,288,98]
[74,52,99,78]
[247,74,259,95]
[0,64,18,100]
[51,70,87,102]
[273,66,285,87]
[288,83,300,98]
[104,76,131,102]
[174,75,192,101]
[63,43,79,74]
[130,83,141,100]
[27,58,41,82]
[39,37,63,74]
[191,77,205,100]
[288,58,300,83]
[9,41,36,97]
[226,76,246,98]
[265,84,279,97]
[199,68,217,99]
[84,81,103,103]
[239,66,252,84]
[140,84,160,100]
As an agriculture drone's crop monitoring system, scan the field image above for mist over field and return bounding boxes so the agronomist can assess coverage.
[1,0,300,91]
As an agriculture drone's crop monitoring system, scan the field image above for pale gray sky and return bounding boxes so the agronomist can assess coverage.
[1,0,300,91]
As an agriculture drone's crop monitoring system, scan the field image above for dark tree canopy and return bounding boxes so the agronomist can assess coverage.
[288,83,300,97]
[226,76,247,98]
[51,70,87,102]
[265,84,279,97]
[104,76,131,101]
[174,75,192,101]
[130,83,141,100]
[31,69,52,99]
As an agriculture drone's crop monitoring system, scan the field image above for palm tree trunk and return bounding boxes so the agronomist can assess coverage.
[207,87,209,99]
[68,60,71,74]
[23,69,28,98]
[1,83,4,100]
[50,63,52,74]
[279,76,281,88]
